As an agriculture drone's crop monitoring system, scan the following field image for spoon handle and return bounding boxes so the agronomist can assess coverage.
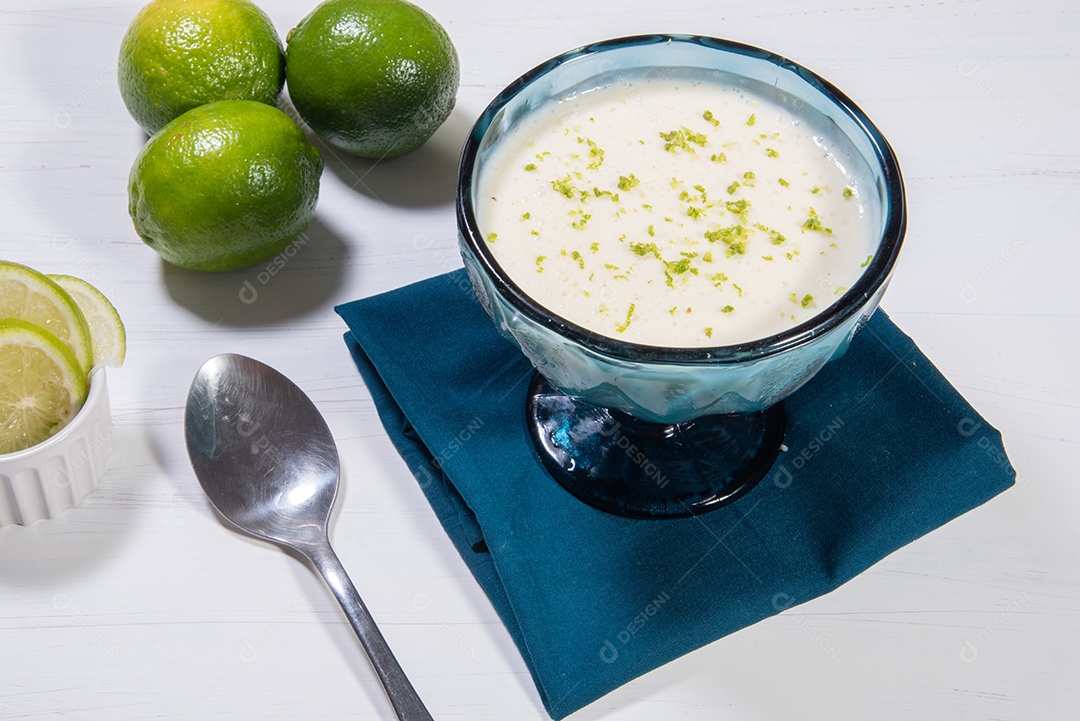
[306,541,434,721]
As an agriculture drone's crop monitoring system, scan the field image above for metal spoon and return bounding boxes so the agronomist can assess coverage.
[184,353,433,721]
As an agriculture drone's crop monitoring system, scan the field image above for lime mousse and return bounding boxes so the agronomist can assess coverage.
[477,74,879,347]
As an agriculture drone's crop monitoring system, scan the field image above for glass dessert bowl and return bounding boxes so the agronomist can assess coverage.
[457,34,906,518]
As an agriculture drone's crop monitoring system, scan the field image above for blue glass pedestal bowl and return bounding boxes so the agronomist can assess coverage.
[457,34,906,518]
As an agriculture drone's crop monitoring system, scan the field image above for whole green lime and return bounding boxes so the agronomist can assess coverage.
[285,0,460,158]
[118,0,285,134]
[128,100,323,272]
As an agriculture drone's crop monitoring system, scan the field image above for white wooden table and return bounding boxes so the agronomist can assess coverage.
[1,1,1077,718]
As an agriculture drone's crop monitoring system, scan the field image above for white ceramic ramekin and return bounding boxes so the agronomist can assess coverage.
[0,369,112,526]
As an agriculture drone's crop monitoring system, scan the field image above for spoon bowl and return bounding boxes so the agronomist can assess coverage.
[185,353,433,721]
[185,353,338,548]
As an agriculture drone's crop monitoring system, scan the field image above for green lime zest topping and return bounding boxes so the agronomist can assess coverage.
[552,176,577,199]
[535,255,546,272]
[666,257,693,275]
[703,109,720,127]
[705,225,749,247]
[520,212,531,221]
[486,232,497,243]
[686,128,708,145]
[727,181,740,195]
[801,207,833,234]
[725,199,750,217]
[702,251,713,263]
[616,303,636,333]
[801,294,814,308]
[663,257,697,288]
[630,241,660,258]
[524,163,537,171]
[705,225,742,243]
[570,250,585,269]
[570,210,592,230]
[754,223,788,246]
[778,177,790,188]
[590,242,599,253]
[862,254,873,268]
[647,224,655,237]
[660,126,707,153]
[843,187,854,199]
[580,137,604,169]
[617,173,640,191]
[766,148,779,158]
[746,113,756,126]
[686,206,703,219]
[704,327,714,338]
[721,305,735,313]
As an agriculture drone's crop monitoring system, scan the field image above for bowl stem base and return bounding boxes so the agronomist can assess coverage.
[526,374,785,519]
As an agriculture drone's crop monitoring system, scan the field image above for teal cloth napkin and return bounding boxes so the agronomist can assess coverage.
[335,270,1015,719]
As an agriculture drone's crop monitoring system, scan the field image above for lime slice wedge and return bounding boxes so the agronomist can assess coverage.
[49,275,126,368]
[0,318,89,455]
[0,261,93,375]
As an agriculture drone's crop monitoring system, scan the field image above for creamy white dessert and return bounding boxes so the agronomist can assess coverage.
[476,73,879,347]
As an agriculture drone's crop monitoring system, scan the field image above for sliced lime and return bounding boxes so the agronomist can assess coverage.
[0,261,93,375]
[49,275,126,368]
[0,318,89,455]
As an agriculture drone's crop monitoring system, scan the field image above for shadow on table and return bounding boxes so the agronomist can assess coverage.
[0,425,146,585]
[318,104,473,209]
[161,216,350,326]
